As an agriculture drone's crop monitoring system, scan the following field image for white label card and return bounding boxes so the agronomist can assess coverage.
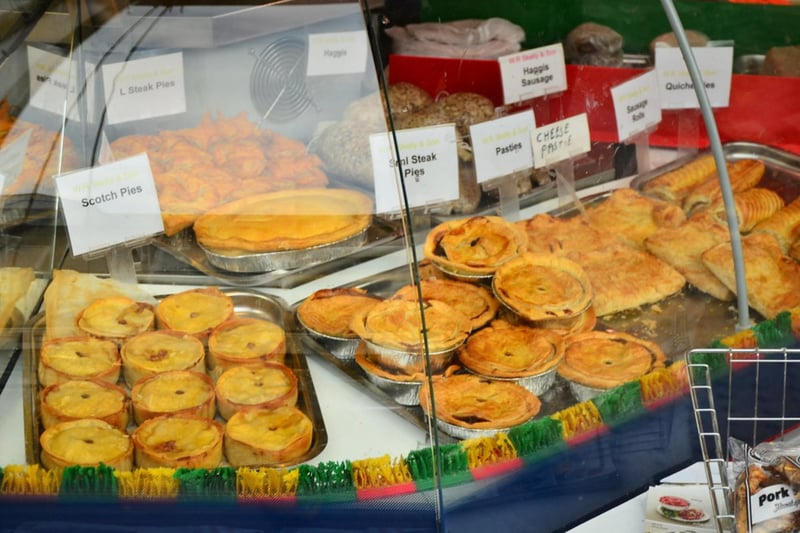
[56,153,164,256]
[610,70,662,142]
[655,47,733,109]
[470,110,536,184]
[531,113,591,168]
[27,46,81,121]
[0,130,32,192]
[369,125,459,213]
[102,52,186,124]
[307,31,369,76]
[498,43,567,104]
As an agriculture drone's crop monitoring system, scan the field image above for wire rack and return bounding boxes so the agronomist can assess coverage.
[687,347,800,533]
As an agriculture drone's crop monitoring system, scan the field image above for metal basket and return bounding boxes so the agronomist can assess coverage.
[687,347,800,533]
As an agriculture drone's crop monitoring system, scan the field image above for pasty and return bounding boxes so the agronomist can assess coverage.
[516,213,620,254]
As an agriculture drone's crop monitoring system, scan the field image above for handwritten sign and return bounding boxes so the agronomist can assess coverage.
[369,125,459,213]
[470,110,536,183]
[307,31,368,76]
[531,113,591,168]
[610,70,662,142]
[56,154,164,255]
[655,47,733,109]
[102,52,186,124]
[498,43,567,104]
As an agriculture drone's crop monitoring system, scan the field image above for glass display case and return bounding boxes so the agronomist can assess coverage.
[1,1,799,532]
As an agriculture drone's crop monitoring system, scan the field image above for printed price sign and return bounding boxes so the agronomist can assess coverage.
[0,130,32,193]
[531,113,591,168]
[655,47,733,109]
[498,43,567,104]
[27,46,81,120]
[56,153,164,256]
[610,70,662,142]
[470,110,536,183]
[307,31,368,76]
[102,52,186,124]
[369,124,459,213]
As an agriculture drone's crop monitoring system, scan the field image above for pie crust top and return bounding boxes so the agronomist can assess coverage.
[419,373,542,430]
[41,379,128,423]
[131,370,215,416]
[349,299,471,353]
[39,336,120,382]
[458,320,564,378]
[132,414,224,466]
[215,363,298,409]
[423,216,528,276]
[492,252,592,322]
[121,330,205,374]
[558,331,667,389]
[296,287,383,339]
[155,287,234,338]
[41,419,132,469]
[76,297,155,341]
[208,317,286,365]
[390,279,499,331]
[225,406,313,456]
[516,213,620,255]
[193,188,374,254]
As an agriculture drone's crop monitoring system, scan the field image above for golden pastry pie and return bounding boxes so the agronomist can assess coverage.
[132,414,224,469]
[683,158,765,214]
[423,216,528,278]
[224,406,314,466]
[207,317,286,376]
[350,298,471,354]
[193,188,373,254]
[390,278,499,331]
[38,336,121,387]
[709,187,784,233]
[751,196,800,253]
[354,341,461,382]
[458,320,564,378]
[76,296,155,343]
[644,212,733,301]
[130,370,216,425]
[418,373,542,430]
[120,330,205,388]
[516,213,621,255]
[558,331,667,390]
[701,232,800,319]
[296,287,383,339]
[40,419,133,471]
[640,153,718,204]
[491,252,592,322]
[564,242,686,316]
[214,363,298,421]
[155,287,234,340]
[40,379,130,431]
[584,188,686,250]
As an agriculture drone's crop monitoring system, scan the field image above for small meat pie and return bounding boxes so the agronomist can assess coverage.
[492,252,592,322]
[558,331,667,391]
[155,287,234,340]
[132,414,224,469]
[458,320,564,378]
[424,216,528,278]
[131,370,216,425]
[193,188,374,254]
[207,317,286,376]
[224,406,314,466]
[215,363,298,421]
[390,278,499,331]
[350,298,471,354]
[76,296,155,343]
[40,379,130,430]
[40,419,133,471]
[419,373,542,430]
[121,330,205,388]
[296,287,382,339]
[38,336,121,387]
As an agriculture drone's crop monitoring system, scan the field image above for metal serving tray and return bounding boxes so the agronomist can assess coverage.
[22,289,328,468]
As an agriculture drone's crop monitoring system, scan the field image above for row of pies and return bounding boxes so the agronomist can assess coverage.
[296,272,666,436]
[36,286,315,471]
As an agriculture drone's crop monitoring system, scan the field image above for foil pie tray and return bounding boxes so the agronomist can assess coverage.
[23,289,328,468]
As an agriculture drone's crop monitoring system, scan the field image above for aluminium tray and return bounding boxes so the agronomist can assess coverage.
[22,289,328,468]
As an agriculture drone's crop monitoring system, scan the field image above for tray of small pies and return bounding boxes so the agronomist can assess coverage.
[22,275,328,472]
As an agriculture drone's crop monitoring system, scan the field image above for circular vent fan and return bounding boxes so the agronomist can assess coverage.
[249,37,314,123]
